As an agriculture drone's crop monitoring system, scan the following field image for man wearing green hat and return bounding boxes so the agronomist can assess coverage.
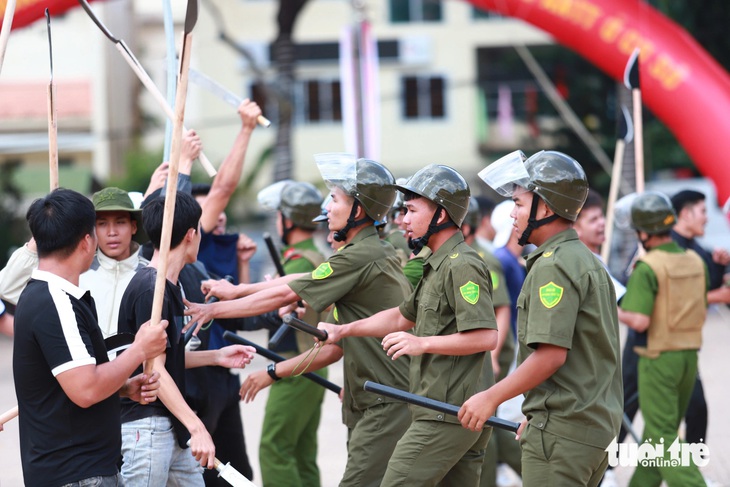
[0,187,148,338]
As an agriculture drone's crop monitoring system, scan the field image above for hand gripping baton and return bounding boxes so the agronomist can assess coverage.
[223,331,341,394]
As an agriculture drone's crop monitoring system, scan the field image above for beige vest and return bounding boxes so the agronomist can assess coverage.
[634,249,706,358]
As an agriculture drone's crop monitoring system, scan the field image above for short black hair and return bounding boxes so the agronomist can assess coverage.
[474,196,496,218]
[191,183,212,198]
[671,190,705,215]
[143,191,202,250]
[26,188,96,259]
[581,188,604,213]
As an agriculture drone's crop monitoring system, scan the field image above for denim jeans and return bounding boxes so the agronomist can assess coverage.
[59,474,121,487]
[121,416,203,487]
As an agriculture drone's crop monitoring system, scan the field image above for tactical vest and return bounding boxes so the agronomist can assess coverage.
[283,248,326,356]
[634,249,706,358]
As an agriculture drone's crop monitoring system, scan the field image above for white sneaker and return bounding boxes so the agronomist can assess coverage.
[496,464,522,487]
[600,469,618,487]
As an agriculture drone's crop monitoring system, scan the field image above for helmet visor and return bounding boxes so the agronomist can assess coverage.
[257,179,294,211]
[614,192,638,230]
[314,153,357,193]
[478,150,530,197]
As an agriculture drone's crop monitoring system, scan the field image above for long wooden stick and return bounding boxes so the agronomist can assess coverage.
[145,1,197,374]
[633,89,644,193]
[602,105,633,264]
[46,9,58,190]
[0,0,17,76]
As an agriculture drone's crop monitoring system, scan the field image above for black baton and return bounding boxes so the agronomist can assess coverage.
[263,232,302,349]
[282,314,328,342]
[223,331,341,394]
[363,381,520,433]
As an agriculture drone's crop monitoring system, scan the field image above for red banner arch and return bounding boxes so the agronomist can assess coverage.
[469,0,730,204]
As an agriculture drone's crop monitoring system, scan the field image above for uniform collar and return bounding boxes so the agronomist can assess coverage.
[525,228,578,272]
[31,269,87,300]
[343,225,378,249]
[94,242,141,272]
[424,232,464,271]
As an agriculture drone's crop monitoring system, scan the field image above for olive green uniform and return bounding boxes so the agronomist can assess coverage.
[621,242,707,487]
[288,226,413,487]
[471,242,521,487]
[381,232,496,486]
[260,238,327,487]
[517,229,622,486]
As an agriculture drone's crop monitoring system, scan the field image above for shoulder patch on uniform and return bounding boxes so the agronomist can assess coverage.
[490,270,500,290]
[460,281,480,305]
[312,262,333,280]
[539,281,563,308]
[450,252,459,259]
[333,306,339,323]
[543,250,554,258]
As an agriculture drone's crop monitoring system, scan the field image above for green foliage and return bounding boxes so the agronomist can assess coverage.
[106,145,165,195]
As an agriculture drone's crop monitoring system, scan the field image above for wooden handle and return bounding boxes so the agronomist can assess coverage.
[48,83,58,191]
[257,115,271,128]
[602,140,625,264]
[633,89,644,194]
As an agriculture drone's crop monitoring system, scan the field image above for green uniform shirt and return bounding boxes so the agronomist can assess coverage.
[282,238,325,356]
[402,255,425,288]
[385,229,412,255]
[620,241,709,316]
[470,241,511,308]
[288,226,412,428]
[517,229,622,449]
[400,232,497,424]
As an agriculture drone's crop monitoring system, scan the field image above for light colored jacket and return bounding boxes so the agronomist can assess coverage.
[0,242,147,337]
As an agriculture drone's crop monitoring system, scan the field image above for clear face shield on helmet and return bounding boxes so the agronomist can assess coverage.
[477,150,531,197]
[314,152,358,194]
[312,194,332,223]
[614,192,639,231]
[257,179,295,212]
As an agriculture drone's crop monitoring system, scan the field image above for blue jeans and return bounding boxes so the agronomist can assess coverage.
[121,416,204,487]
[60,474,121,487]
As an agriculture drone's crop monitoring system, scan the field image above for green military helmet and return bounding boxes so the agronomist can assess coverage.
[524,151,588,222]
[396,164,471,227]
[463,197,481,229]
[630,191,677,234]
[280,182,323,230]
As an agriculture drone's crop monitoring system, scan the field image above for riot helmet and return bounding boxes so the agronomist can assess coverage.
[631,191,676,235]
[315,153,396,241]
[258,180,323,245]
[479,150,588,245]
[396,164,470,254]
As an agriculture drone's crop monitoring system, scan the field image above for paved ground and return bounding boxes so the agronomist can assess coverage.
[2,312,729,486]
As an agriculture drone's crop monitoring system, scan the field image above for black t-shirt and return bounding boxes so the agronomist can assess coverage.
[13,270,119,486]
[671,230,726,290]
[117,266,190,447]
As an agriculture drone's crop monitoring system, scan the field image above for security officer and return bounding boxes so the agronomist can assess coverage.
[319,164,497,486]
[188,155,413,487]
[385,176,424,287]
[618,191,707,487]
[460,150,622,486]
[461,199,521,487]
[255,180,328,487]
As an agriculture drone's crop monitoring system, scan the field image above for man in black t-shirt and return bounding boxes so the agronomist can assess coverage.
[118,191,255,486]
[13,189,167,487]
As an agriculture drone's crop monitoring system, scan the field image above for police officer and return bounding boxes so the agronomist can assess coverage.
[187,154,413,487]
[461,199,522,487]
[618,191,707,487]
[255,180,329,487]
[460,150,622,486]
[319,164,497,486]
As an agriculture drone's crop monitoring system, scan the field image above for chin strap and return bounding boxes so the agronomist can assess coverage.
[637,232,651,252]
[280,213,291,247]
[517,193,559,246]
[333,201,370,242]
[411,207,455,255]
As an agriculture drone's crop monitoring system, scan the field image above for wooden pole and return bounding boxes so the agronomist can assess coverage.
[624,48,644,193]
[46,9,58,190]
[602,105,633,264]
[144,0,198,375]
[0,0,17,76]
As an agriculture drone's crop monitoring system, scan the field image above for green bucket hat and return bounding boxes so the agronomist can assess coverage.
[91,187,147,244]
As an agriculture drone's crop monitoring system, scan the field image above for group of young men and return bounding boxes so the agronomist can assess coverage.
[2,112,720,486]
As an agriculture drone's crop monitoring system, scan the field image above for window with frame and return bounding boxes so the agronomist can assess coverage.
[402,75,446,120]
[296,79,342,124]
[390,0,442,23]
